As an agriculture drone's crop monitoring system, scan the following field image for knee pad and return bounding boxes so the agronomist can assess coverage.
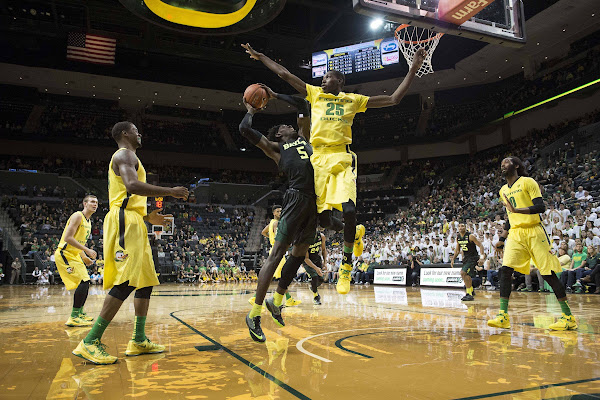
[108,282,136,301]
[318,211,333,228]
[134,286,153,299]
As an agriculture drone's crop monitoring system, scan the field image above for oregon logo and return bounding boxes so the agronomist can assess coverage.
[143,0,257,28]
[115,250,129,262]
[66,267,73,274]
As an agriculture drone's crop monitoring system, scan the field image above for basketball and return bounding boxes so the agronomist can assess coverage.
[243,83,269,109]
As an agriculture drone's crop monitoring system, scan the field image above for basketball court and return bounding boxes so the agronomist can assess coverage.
[1,283,598,399]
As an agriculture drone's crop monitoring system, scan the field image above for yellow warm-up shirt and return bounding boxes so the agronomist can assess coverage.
[57,211,91,257]
[499,176,543,228]
[108,148,147,215]
[268,219,277,246]
[305,84,369,147]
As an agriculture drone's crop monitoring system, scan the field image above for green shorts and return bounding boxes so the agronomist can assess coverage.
[275,189,318,246]
[461,258,478,278]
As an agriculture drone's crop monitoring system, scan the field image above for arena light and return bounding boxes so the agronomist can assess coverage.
[499,78,600,120]
[370,18,383,30]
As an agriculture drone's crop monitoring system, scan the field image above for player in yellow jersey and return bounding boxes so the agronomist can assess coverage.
[487,156,577,331]
[55,194,98,327]
[242,43,426,295]
[73,121,189,365]
[249,205,301,307]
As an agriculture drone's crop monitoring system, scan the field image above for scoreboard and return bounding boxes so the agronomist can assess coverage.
[312,37,400,78]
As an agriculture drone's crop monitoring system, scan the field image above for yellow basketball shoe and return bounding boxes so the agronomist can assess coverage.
[78,311,94,322]
[284,297,301,307]
[72,339,118,365]
[65,316,93,327]
[487,312,511,329]
[125,338,166,356]
[353,224,365,257]
[548,314,577,331]
[337,263,353,295]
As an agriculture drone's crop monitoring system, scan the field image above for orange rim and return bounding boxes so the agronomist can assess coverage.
[394,24,444,45]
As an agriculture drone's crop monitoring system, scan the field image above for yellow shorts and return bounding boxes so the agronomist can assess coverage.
[103,208,159,290]
[503,225,561,276]
[311,145,357,213]
[55,250,89,291]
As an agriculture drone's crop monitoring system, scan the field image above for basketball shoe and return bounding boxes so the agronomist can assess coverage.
[246,314,266,343]
[65,316,93,327]
[125,338,166,356]
[336,263,353,294]
[72,339,118,365]
[487,312,511,329]
[265,297,285,327]
[548,314,577,331]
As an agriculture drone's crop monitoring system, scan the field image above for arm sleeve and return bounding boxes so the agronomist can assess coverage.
[276,93,310,116]
[238,113,265,145]
[353,93,370,113]
[528,197,546,214]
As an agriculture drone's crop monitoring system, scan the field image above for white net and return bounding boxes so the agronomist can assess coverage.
[395,25,443,78]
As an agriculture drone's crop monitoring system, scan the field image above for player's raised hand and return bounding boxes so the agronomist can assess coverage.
[170,186,189,200]
[241,43,262,60]
[243,98,262,114]
[411,48,427,71]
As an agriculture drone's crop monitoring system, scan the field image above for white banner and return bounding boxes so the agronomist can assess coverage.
[420,289,467,309]
[374,268,406,285]
[374,286,408,305]
[420,268,464,287]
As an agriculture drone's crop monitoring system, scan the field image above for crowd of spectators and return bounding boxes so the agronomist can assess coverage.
[318,110,600,292]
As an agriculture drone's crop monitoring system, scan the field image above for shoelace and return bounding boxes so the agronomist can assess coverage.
[91,339,110,356]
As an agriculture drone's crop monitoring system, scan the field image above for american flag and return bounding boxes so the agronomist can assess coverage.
[67,32,116,65]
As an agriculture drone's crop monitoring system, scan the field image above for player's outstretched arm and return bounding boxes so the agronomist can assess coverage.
[260,84,312,141]
[238,100,281,163]
[366,49,426,109]
[114,150,189,199]
[242,43,307,95]
[470,234,486,261]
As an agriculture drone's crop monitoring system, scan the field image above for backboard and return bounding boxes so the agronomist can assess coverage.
[353,0,526,47]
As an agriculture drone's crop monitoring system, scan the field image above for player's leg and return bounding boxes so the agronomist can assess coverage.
[530,226,577,330]
[125,286,164,355]
[318,210,344,231]
[337,200,358,294]
[487,265,514,329]
[69,280,93,324]
[461,261,475,301]
[246,240,289,342]
[73,282,136,364]
[265,243,310,327]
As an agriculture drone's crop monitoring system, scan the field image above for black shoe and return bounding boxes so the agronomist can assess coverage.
[313,295,321,305]
[265,297,285,327]
[461,294,474,301]
[246,314,266,342]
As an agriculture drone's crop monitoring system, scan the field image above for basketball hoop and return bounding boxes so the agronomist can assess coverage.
[395,24,443,78]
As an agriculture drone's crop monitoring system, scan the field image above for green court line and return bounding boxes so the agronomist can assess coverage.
[170,311,311,400]
[452,377,600,400]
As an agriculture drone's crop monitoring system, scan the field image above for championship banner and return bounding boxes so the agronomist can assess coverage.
[374,286,408,305]
[374,268,406,285]
[420,268,464,287]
